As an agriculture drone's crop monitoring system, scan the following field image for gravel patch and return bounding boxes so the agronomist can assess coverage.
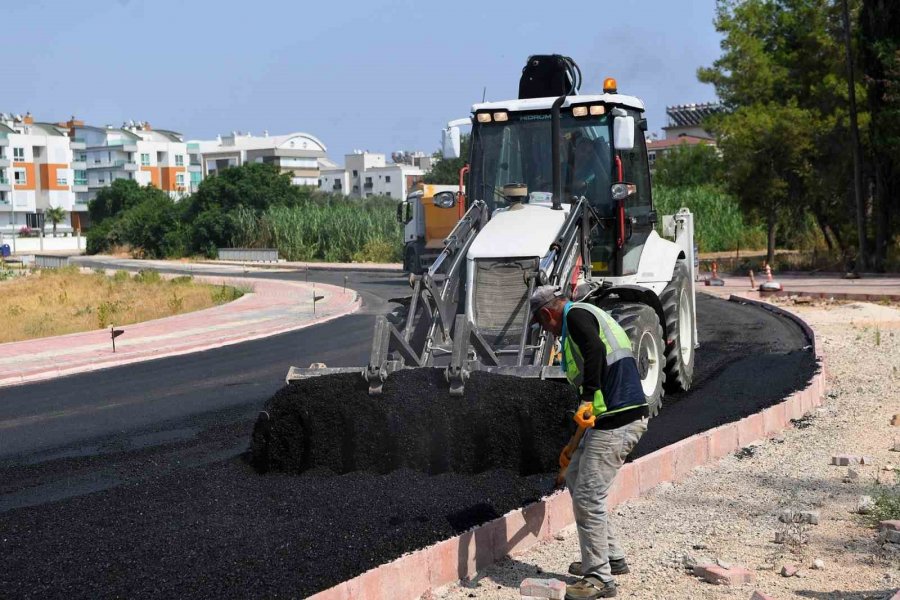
[439,300,900,600]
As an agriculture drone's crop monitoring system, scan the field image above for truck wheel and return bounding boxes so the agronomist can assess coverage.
[608,302,664,418]
[661,260,695,393]
[405,247,422,275]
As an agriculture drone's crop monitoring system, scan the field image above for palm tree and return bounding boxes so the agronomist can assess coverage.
[46,206,66,238]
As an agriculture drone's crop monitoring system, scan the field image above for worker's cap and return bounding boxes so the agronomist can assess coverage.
[529,285,565,322]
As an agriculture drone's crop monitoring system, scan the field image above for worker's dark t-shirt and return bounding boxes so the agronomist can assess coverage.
[565,306,649,429]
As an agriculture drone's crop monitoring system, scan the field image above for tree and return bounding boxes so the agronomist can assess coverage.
[45,206,65,237]
[652,143,724,188]
[423,134,470,185]
[88,179,149,224]
[699,0,864,264]
[860,0,900,268]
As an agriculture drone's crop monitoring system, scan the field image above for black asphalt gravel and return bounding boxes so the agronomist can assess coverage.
[0,276,817,599]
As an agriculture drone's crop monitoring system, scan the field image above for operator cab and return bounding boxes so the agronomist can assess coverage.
[463,89,654,278]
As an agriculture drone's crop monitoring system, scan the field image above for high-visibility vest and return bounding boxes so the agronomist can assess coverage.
[561,301,648,418]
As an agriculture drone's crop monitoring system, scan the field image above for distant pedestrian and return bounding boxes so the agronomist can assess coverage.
[530,286,649,599]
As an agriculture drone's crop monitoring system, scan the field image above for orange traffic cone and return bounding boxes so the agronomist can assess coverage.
[705,261,725,286]
[759,262,783,292]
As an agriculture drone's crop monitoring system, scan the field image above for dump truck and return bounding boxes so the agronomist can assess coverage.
[254,55,698,473]
[398,183,465,274]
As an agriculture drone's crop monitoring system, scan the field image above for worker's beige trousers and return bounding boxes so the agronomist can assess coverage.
[566,417,648,583]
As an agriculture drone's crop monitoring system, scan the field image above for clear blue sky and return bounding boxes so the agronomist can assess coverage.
[1,0,721,162]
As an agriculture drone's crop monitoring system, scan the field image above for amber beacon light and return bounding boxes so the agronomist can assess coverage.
[603,77,618,94]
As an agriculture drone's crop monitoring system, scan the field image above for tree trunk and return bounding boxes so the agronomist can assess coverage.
[813,210,834,252]
[873,157,890,271]
[766,209,777,266]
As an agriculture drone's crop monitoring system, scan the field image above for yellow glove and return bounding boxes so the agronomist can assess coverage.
[573,402,595,428]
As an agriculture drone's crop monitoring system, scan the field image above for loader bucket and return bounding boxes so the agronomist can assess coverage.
[250,369,578,476]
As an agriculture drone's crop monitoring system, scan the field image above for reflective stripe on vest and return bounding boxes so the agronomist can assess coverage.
[562,302,635,417]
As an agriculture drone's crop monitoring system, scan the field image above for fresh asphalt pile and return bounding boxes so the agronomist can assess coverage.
[251,370,578,476]
[0,295,819,599]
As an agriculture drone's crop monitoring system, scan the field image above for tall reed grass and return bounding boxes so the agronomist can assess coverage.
[231,198,402,262]
[653,185,767,252]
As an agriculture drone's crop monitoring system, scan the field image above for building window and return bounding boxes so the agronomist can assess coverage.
[385,175,391,183]
[57,172,67,185]
[176,173,185,186]
[74,170,87,185]
[13,147,24,161]
[365,177,372,184]
[141,153,150,166]
[385,191,391,197]
[352,170,358,177]
[13,169,27,185]
[175,155,184,167]
[26,213,45,229]
[0,192,7,204]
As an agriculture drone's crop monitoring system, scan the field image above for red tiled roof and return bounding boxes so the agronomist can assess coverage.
[646,135,715,150]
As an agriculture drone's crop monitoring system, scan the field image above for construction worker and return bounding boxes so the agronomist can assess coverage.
[530,286,649,599]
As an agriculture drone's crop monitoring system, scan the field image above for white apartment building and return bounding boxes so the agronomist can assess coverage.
[71,120,190,206]
[191,131,328,186]
[0,113,76,235]
[319,151,429,199]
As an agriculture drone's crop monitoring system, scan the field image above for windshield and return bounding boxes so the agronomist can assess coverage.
[469,111,613,214]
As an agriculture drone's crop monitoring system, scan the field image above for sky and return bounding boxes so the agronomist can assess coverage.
[1,0,722,162]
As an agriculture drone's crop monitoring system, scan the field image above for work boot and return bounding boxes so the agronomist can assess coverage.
[567,558,629,576]
[565,575,616,599]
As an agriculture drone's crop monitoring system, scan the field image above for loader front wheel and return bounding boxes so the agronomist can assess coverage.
[608,302,664,418]
[661,260,695,393]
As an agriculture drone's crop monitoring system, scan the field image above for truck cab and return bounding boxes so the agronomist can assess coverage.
[398,183,463,273]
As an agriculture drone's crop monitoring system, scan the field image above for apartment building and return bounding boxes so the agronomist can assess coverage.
[319,151,429,199]
[646,102,721,170]
[0,113,76,235]
[70,120,189,205]
[192,131,328,186]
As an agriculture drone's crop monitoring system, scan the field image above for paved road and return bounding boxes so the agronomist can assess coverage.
[0,261,818,598]
[0,264,410,459]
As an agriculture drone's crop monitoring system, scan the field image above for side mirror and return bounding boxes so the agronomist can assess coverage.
[613,116,635,151]
[610,182,637,201]
[433,191,456,208]
[397,201,412,224]
[441,126,461,159]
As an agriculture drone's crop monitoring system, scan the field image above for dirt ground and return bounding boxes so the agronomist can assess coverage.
[439,299,900,600]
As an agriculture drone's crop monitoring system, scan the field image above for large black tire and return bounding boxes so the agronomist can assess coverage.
[405,246,423,275]
[607,302,665,418]
[661,260,695,393]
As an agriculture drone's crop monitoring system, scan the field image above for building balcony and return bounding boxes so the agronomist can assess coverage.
[86,160,135,170]
[123,162,138,171]
[188,164,202,172]
[69,140,86,150]
[71,160,86,169]
[0,183,10,193]
[88,181,110,189]
[363,182,373,190]
[0,157,9,167]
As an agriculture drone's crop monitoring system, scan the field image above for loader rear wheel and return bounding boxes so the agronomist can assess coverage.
[661,260,695,393]
[607,302,664,417]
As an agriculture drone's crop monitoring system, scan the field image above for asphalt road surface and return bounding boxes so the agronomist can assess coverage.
[0,262,817,598]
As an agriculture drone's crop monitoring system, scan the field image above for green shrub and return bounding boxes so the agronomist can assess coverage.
[169,275,194,285]
[112,270,131,283]
[134,269,161,284]
[868,484,900,524]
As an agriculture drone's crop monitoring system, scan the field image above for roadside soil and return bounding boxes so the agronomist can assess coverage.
[440,299,900,600]
[0,268,244,343]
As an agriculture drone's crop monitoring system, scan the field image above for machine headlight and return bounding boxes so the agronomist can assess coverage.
[589,105,606,115]
[492,111,509,122]
[476,113,492,123]
[572,106,588,117]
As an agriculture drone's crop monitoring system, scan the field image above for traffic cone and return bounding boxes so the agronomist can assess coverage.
[705,261,725,286]
[759,262,783,293]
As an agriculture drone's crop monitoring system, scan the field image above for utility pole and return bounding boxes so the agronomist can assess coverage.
[841,0,867,272]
